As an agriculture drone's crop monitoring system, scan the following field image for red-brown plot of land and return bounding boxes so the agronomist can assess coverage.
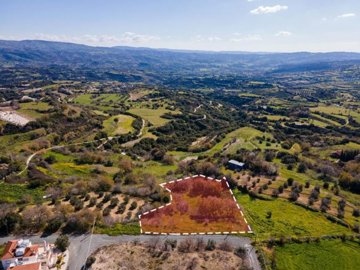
[140,175,250,234]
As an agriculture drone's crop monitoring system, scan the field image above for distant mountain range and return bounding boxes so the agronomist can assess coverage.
[0,40,359,85]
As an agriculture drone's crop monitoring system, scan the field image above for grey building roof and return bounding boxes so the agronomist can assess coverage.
[228,160,245,167]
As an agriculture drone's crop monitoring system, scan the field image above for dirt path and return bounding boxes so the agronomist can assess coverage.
[17,138,108,175]
[137,119,145,137]
[194,104,202,113]
[17,118,147,175]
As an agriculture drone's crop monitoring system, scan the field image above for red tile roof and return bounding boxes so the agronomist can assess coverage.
[1,240,39,260]
[10,262,41,270]
[23,245,39,258]
[1,240,18,260]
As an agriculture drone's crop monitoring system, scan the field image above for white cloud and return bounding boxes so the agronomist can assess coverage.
[230,33,262,42]
[275,31,292,37]
[194,35,221,42]
[250,5,288,15]
[337,13,356,19]
[121,32,159,43]
[207,36,221,42]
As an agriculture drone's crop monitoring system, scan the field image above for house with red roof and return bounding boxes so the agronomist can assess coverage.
[1,239,54,270]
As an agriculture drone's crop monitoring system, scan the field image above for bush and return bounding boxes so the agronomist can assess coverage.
[45,218,63,234]
[85,256,96,269]
[353,209,360,217]
[272,189,279,198]
[234,246,247,259]
[88,197,97,207]
[129,201,138,210]
[297,163,307,173]
[109,197,119,208]
[103,207,111,216]
[116,204,126,214]
[55,235,69,252]
[205,239,216,251]
[287,178,294,186]
[102,194,112,203]
[178,238,196,253]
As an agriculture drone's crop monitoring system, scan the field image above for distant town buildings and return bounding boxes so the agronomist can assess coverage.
[1,239,55,270]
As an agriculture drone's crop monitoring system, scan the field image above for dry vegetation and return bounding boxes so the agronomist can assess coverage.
[90,238,250,270]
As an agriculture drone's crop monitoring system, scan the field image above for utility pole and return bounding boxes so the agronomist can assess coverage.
[83,217,96,269]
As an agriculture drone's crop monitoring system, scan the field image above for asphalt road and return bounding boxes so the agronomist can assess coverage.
[0,234,261,270]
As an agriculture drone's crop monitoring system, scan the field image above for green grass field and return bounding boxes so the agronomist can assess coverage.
[311,142,360,160]
[0,128,47,152]
[74,93,128,111]
[235,191,351,239]
[18,101,52,118]
[0,182,44,204]
[310,105,360,123]
[206,127,280,156]
[275,240,360,270]
[264,115,290,121]
[133,161,177,182]
[102,114,135,136]
[95,223,141,235]
[128,107,176,127]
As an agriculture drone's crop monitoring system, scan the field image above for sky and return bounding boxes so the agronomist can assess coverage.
[0,0,359,52]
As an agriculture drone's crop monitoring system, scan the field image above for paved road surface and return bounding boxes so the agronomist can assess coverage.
[0,234,261,270]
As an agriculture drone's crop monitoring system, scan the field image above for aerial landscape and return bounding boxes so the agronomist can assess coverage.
[0,0,360,269]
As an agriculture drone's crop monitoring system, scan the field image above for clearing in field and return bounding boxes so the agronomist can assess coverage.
[274,239,360,270]
[128,107,180,127]
[140,175,251,234]
[102,114,135,136]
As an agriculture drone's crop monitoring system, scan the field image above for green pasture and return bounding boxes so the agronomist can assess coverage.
[275,239,360,270]
[102,114,135,136]
[235,191,351,239]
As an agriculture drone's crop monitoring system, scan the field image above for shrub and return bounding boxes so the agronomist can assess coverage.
[102,194,112,203]
[85,256,96,269]
[109,197,119,208]
[129,201,138,210]
[178,238,196,253]
[320,197,331,212]
[234,246,247,259]
[55,235,69,252]
[103,207,111,216]
[287,178,294,186]
[271,189,279,198]
[44,218,63,234]
[297,163,307,173]
[116,204,126,214]
[205,239,216,251]
[88,197,97,207]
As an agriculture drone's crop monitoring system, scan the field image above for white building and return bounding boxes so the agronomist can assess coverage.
[1,239,54,270]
